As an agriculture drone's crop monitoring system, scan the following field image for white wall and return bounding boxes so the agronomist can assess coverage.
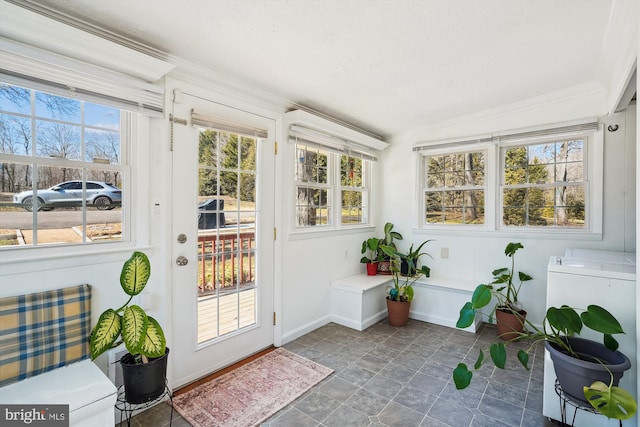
[380,102,636,327]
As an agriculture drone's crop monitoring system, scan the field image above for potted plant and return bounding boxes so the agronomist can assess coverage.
[90,251,169,404]
[380,244,431,327]
[377,222,403,275]
[360,237,381,275]
[469,242,532,340]
[400,240,432,276]
[455,295,637,420]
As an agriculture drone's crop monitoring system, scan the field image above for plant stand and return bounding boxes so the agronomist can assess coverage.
[115,382,174,427]
[554,380,621,427]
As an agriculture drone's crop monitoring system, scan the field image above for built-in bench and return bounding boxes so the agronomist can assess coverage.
[330,273,480,332]
[0,285,116,426]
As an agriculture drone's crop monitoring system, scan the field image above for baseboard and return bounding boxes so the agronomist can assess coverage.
[281,315,331,344]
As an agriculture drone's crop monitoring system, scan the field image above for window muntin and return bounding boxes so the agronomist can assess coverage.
[295,144,331,227]
[340,154,368,225]
[501,139,586,228]
[423,151,486,225]
[294,143,371,228]
[0,81,127,248]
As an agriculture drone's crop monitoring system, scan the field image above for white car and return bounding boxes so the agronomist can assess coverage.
[13,180,122,212]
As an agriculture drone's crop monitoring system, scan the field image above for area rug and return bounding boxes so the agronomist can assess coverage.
[172,348,333,427]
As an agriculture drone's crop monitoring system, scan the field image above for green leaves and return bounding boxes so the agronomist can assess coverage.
[547,305,582,335]
[453,363,472,390]
[584,381,637,420]
[504,242,523,257]
[581,305,624,335]
[90,251,167,362]
[456,285,491,329]
[489,342,506,369]
[120,251,151,296]
[90,309,122,359]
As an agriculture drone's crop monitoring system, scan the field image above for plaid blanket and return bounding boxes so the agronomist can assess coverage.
[0,284,92,387]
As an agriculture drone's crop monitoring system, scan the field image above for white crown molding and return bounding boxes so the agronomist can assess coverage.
[393,82,607,143]
[596,0,638,115]
[285,110,388,152]
[0,0,175,82]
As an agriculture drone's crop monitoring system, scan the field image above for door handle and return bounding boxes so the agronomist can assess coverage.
[176,256,189,266]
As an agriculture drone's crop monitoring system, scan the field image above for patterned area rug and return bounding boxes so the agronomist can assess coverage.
[172,348,333,427]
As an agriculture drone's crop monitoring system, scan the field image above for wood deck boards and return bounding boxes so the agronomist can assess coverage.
[197,288,256,343]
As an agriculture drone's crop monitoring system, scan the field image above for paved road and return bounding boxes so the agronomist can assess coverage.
[0,210,122,229]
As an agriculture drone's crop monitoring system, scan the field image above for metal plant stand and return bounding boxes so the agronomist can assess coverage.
[554,380,621,427]
[115,382,174,427]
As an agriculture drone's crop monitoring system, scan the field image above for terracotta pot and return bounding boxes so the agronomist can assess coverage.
[386,298,410,327]
[365,262,378,276]
[495,308,527,341]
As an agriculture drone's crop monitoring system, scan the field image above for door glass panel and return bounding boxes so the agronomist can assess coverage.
[197,130,257,344]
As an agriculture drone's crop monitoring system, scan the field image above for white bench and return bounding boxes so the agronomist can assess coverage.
[330,273,479,332]
[0,359,116,427]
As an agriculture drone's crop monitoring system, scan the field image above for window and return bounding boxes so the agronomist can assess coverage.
[423,150,486,225]
[294,143,371,228]
[0,81,128,248]
[501,137,586,228]
[416,121,599,233]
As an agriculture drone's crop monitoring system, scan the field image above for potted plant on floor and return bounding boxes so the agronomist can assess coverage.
[463,242,532,340]
[380,244,431,327]
[377,222,403,275]
[454,298,637,420]
[360,237,382,276]
[90,251,169,404]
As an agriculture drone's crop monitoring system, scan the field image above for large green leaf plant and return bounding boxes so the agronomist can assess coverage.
[454,294,637,420]
[90,251,166,363]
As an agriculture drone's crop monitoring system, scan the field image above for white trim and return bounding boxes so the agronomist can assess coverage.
[0,1,175,82]
[286,109,388,152]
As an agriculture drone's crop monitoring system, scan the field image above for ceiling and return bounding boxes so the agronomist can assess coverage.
[25,0,625,139]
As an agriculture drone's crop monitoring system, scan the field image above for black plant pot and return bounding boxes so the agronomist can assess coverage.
[120,347,170,404]
[400,258,416,277]
[546,337,630,405]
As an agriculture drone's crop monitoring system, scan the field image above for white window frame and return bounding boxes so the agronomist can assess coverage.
[293,142,373,230]
[415,123,603,238]
[419,145,490,228]
[0,81,133,251]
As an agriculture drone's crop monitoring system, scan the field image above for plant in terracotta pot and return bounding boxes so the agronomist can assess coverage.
[463,242,532,340]
[455,297,637,420]
[90,251,169,403]
[376,222,403,275]
[360,237,382,276]
[380,244,430,327]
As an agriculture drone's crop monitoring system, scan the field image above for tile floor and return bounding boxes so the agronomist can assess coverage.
[121,319,563,427]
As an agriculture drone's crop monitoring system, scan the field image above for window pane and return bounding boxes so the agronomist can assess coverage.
[296,187,330,226]
[463,190,484,224]
[85,102,120,130]
[427,172,444,188]
[199,130,219,168]
[295,145,328,184]
[0,114,31,155]
[35,92,80,122]
[240,137,257,172]
[340,155,363,187]
[86,129,120,164]
[36,121,81,160]
[0,84,30,114]
[341,190,365,225]
[425,192,443,224]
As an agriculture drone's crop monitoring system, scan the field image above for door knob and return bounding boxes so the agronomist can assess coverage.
[176,256,189,266]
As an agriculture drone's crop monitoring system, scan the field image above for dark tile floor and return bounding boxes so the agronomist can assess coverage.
[121,320,561,427]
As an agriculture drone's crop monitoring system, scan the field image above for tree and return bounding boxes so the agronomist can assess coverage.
[503,146,549,226]
[198,130,218,197]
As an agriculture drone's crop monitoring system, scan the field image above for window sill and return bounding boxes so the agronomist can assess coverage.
[413,226,602,241]
[288,225,376,241]
[0,242,152,276]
